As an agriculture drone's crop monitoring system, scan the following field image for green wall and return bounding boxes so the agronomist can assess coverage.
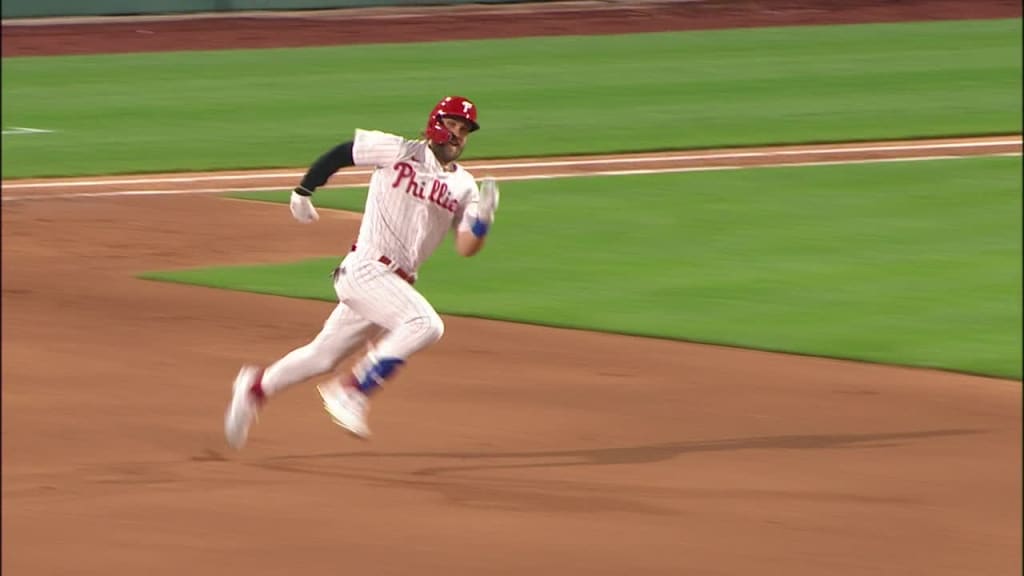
[2,0,521,19]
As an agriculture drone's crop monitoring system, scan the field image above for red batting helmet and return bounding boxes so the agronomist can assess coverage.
[425,96,480,145]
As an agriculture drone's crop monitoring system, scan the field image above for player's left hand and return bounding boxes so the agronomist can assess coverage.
[290,190,319,223]
[479,177,500,222]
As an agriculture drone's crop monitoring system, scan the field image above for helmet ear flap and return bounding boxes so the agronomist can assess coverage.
[426,95,478,143]
[426,113,454,145]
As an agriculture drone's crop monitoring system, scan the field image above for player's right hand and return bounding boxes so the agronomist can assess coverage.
[290,190,319,223]
[479,177,500,222]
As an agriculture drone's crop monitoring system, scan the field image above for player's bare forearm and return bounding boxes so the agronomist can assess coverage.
[455,229,487,257]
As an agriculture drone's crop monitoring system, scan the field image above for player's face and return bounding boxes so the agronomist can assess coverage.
[432,116,473,164]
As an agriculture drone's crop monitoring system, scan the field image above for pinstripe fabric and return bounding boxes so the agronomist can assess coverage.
[334,254,444,365]
[260,298,382,396]
[259,129,481,398]
[350,129,481,273]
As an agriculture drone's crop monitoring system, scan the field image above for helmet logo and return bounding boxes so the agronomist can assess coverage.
[461,101,474,114]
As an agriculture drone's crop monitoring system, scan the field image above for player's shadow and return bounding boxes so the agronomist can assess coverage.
[252,428,983,478]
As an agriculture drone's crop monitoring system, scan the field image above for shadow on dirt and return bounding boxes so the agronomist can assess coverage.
[249,428,983,477]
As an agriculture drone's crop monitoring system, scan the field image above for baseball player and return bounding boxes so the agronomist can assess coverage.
[224,95,500,448]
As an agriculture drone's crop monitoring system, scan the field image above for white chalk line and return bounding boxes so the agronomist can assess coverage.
[2,126,55,136]
[3,152,1019,202]
[4,138,1020,190]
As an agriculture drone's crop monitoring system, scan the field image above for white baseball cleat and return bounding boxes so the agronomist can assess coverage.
[317,380,371,439]
[224,365,263,450]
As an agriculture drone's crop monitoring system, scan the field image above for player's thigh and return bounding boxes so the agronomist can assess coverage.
[335,259,439,332]
[314,302,380,359]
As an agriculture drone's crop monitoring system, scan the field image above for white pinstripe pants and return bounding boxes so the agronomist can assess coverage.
[260,254,444,396]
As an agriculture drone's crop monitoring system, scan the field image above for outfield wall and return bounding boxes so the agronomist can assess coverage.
[2,0,522,19]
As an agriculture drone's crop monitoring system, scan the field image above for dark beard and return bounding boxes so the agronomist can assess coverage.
[429,142,462,165]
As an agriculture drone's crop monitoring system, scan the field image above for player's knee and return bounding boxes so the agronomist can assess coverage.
[412,312,445,347]
[424,313,445,345]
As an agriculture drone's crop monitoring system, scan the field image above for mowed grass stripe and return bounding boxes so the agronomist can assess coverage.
[2,18,1021,178]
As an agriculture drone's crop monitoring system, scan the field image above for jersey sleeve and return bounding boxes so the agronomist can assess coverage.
[454,176,482,232]
[351,129,405,167]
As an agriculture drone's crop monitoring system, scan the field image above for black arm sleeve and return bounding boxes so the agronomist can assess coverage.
[296,141,355,195]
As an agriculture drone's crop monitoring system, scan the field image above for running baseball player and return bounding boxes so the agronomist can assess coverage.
[224,95,499,448]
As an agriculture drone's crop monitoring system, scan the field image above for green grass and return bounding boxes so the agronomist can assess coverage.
[140,156,1024,379]
[3,18,1021,178]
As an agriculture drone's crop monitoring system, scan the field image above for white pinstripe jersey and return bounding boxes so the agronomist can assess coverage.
[350,129,482,274]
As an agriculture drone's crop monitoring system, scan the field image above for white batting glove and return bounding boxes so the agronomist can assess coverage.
[478,177,500,223]
[290,189,319,223]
